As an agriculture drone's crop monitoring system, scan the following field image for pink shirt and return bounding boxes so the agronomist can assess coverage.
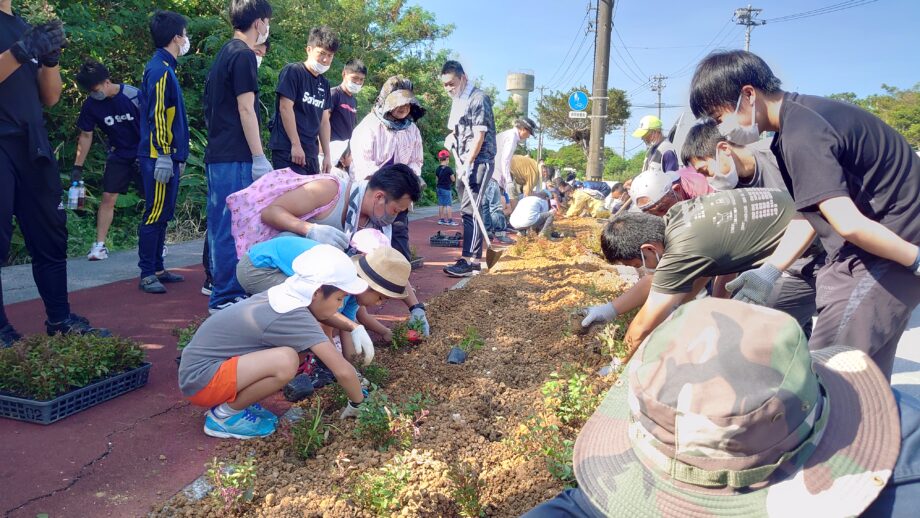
[350,113,424,182]
[677,166,714,199]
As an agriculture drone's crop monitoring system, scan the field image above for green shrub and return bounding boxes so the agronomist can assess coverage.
[350,455,412,515]
[172,316,206,351]
[0,334,145,400]
[360,363,390,388]
[207,457,257,513]
[457,327,484,354]
[541,366,601,428]
[354,391,431,451]
[448,462,485,517]
[289,400,334,460]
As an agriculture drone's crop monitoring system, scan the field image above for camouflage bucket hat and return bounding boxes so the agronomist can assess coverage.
[574,298,900,518]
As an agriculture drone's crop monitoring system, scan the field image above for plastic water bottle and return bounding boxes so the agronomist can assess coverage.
[67,181,79,209]
[77,181,86,209]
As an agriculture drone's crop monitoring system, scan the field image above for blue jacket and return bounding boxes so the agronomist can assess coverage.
[137,48,189,161]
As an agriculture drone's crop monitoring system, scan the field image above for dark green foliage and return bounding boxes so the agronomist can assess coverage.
[0,334,145,400]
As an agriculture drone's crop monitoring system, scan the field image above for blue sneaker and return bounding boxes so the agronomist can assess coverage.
[204,408,275,440]
[247,403,278,425]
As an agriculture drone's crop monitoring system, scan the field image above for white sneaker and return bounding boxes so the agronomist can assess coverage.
[208,296,247,315]
[162,245,168,258]
[87,242,109,261]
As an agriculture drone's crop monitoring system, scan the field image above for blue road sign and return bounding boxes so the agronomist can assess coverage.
[568,91,589,111]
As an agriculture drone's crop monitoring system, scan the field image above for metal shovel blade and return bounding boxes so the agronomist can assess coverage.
[485,246,505,270]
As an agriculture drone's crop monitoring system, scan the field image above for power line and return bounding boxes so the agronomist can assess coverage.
[557,39,596,90]
[765,0,878,24]
[544,8,592,87]
[734,4,766,51]
[548,30,592,90]
[613,28,647,80]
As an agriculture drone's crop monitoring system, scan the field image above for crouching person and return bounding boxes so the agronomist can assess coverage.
[178,245,369,439]
[508,192,555,237]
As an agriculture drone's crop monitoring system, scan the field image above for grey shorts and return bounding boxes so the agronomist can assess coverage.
[236,253,289,295]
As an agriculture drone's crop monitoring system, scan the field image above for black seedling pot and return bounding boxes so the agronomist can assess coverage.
[447,347,468,364]
[283,373,315,402]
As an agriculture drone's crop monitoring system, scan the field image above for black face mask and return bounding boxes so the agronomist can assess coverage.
[370,197,397,226]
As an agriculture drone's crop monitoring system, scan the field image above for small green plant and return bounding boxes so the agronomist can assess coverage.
[597,323,629,373]
[173,316,206,351]
[207,456,257,512]
[290,400,335,460]
[541,366,601,427]
[350,455,411,514]
[389,322,409,350]
[0,334,145,400]
[354,391,431,451]
[448,462,485,517]
[360,363,390,387]
[457,327,484,354]
[514,415,577,487]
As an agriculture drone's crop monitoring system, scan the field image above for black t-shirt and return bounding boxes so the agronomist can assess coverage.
[771,92,920,260]
[328,85,356,141]
[203,38,260,164]
[269,62,331,157]
[436,165,454,189]
[76,84,141,160]
[0,12,47,145]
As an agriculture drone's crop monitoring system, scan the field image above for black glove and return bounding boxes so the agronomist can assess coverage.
[39,48,61,67]
[71,165,83,183]
[9,20,65,65]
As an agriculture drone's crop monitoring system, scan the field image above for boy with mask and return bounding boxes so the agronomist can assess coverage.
[329,58,366,142]
[202,0,272,311]
[72,60,142,261]
[269,26,338,175]
[689,50,920,378]
[136,10,189,294]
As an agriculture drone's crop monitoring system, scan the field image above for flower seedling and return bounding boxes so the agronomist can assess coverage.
[207,456,257,512]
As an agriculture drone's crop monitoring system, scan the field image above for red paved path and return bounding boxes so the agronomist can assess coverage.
[1,216,467,518]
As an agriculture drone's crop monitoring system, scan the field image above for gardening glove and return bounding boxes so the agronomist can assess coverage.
[351,325,375,366]
[251,154,273,181]
[71,165,83,183]
[10,20,65,65]
[39,48,61,67]
[154,154,174,184]
[305,223,350,250]
[179,162,186,176]
[581,301,617,328]
[725,264,782,306]
[912,248,920,276]
[409,307,430,337]
[339,400,362,419]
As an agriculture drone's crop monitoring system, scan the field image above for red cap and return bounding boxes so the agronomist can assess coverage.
[437,149,450,160]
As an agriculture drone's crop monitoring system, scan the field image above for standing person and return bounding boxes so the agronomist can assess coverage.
[328,58,365,142]
[0,1,109,345]
[269,26,338,175]
[135,10,189,295]
[441,60,497,277]
[350,75,425,261]
[72,60,142,261]
[202,0,272,310]
[491,117,536,243]
[435,149,456,225]
[632,114,678,172]
[689,50,920,378]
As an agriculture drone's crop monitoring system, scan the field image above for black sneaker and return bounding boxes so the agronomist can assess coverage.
[156,270,185,283]
[201,279,213,296]
[444,259,480,278]
[139,275,167,294]
[46,313,112,337]
[1,323,22,348]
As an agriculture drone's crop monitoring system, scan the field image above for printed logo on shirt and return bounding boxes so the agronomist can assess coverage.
[103,113,136,126]
[302,91,326,108]
[339,103,357,113]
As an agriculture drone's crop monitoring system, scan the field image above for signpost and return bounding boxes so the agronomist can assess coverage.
[568,111,587,119]
[568,91,589,111]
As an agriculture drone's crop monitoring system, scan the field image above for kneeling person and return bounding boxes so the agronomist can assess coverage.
[178,245,368,439]
[508,192,555,237]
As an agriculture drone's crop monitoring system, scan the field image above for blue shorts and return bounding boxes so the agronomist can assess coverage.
[437,187,453,206]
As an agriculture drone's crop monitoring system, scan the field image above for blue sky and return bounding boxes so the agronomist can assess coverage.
[411,0,919,156]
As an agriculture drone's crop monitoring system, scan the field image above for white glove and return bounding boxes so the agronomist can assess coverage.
[251,154,273,180]
[726,264,782,306]
[409,307,430,336]
[351,325,375,366]
[339,400,361,419]
[581,301,617,328]
[154,154,174,184]
[305,223,350,250]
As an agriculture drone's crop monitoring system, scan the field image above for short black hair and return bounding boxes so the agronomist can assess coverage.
[680,117,725,164]
[318,284,343,298]
[150,10,187,49]
[368,163,422,203]
[600,212,665,264]
[75,60,110,91]
[611,184,625,194]
[441,60,465,77]
[689,50,782,118]
[308,26,339,52]
[343,59,366,75]
[229,0,272,31]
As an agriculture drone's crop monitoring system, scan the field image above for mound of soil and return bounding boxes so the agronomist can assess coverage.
[153,218,629,517]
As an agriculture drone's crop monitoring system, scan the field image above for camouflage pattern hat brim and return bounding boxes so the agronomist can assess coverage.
[574,306,900,517]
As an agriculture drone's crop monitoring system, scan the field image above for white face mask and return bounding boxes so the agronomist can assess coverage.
[638,247,661,278]
[718,92,760,145]
[256,21,270,45]
[345,80,362,94]
[708,151,740,191]
[255,55,263,68]
[309,59,330,75]
[178,36,190,57]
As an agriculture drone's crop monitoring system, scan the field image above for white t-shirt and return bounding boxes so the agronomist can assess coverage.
[494,128,520,187]
[509,196,549,229]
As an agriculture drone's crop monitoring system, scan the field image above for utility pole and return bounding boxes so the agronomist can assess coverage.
[535,85,548,161]
[621,125,626,156]
[585,0,613,181]
[734,5,765,51]
[650,74,667,120]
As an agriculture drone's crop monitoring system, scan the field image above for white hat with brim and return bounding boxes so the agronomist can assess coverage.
[629,169,679,209]
[267,244,368,313]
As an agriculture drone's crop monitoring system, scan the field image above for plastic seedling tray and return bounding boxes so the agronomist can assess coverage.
[430,231,462,248]
[0,363,151,425]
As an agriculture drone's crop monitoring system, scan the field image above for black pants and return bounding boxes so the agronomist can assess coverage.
[271,149,319,175]
[390,209,411,261]
[0,135,70,326]
[202,231,211,282]
[455,161,494,260]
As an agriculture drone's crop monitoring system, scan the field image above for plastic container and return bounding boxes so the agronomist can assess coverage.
[430,231,462,248]
[446,347,468,364]
[67,181,79,209]
[0,363,151,425]
[77,180,86,209]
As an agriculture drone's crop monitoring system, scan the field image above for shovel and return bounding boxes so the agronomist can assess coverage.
[458,170,506,270]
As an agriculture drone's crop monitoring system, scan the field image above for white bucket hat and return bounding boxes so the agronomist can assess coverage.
[267,244,368,313]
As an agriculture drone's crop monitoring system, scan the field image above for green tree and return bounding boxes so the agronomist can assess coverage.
[829,83,920,148]
[535,86,630,154]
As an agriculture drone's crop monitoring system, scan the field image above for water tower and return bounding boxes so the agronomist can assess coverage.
[506,70,535,116]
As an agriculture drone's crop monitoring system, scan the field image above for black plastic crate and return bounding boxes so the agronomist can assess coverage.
[430,231,462,248]
[0,362,151,425]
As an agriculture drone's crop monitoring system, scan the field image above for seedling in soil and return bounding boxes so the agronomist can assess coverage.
[513,415,577,488]
[448,462,486,518]
[457,327,485,354]
[350,455,412,514]
[360,364,390,387]
[354,391,431,451]
[597,324,629,374]
[541,366,601,428]
[207,456,257,512]
[389,321,422,350]
[289,400,336,460]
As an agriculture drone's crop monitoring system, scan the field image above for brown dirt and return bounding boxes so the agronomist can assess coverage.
[152,218,629,518]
